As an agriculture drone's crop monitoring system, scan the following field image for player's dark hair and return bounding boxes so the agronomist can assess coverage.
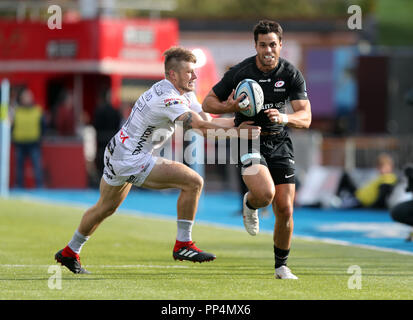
[253,20,283,43]
[163,46,196,75]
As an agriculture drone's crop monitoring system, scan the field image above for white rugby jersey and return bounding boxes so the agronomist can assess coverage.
[107,79,202,161]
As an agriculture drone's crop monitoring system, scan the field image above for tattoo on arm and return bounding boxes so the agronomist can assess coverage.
[180,112,193,131]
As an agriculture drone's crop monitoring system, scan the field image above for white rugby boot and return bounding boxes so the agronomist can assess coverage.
[275,265,298,279]
[242,192,259,236]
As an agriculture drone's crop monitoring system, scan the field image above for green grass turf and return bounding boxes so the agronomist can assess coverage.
[1,198,413,300]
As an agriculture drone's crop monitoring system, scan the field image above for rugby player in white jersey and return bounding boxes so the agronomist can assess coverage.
[54,47,261,273]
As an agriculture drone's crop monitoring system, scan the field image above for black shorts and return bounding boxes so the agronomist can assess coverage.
[233,130,296,185]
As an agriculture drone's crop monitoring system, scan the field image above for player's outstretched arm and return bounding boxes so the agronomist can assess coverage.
[210,117,236,127]
[175,111,260,139]
[198,110,235,128]
[202,89,244,114]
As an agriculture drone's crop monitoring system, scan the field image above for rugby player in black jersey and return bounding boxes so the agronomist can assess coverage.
[202,20,312,279]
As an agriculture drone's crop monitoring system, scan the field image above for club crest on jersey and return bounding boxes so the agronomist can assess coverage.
[164,98,185,107]
[275,80,285,88]
[274,80,286,92]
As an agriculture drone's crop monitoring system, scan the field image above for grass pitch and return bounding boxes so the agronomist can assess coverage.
[1,198,413,300]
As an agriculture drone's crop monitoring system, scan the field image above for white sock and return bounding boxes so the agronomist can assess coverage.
[67,230,90,254]
[176,219,194,242]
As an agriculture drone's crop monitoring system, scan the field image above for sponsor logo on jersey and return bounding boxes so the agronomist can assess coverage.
[259,78,271,83]
[164,98,185,107]
[132,125,156,155]
[263,101,286,110]
[119,129,129,144]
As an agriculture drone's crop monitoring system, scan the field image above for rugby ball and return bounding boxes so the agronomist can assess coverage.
[234,79,264,117]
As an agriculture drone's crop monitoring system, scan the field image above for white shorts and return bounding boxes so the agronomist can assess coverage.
[102,149,158,187]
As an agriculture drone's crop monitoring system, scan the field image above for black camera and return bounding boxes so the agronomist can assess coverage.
[405,164,413,192]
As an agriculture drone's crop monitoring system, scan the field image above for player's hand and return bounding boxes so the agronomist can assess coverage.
[264,109,281,123]
[225,90,247,113]
[238,121,261,139]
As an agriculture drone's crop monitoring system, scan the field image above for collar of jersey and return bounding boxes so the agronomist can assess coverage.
[164,79,183,96]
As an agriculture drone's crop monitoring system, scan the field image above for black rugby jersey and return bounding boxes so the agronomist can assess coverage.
[213,56,308,133]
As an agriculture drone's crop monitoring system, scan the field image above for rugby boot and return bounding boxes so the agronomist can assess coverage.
[173,240,216,263]
[275,265,298,279]
[242,192,259,235]
[55,247,90,274]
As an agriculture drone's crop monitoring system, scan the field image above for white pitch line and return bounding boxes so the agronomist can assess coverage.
[294,235,413,256]
[88,264,189,269]
[0,264,52,268]
[8,194,413,257]
[0,264,189,269]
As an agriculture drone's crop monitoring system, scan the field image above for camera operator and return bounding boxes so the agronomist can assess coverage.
[390,164,413,241]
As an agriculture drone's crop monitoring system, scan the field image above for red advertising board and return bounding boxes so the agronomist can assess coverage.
[0,18,178,62]
[0,18,179,107]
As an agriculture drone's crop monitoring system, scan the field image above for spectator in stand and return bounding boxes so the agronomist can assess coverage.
[93,91,121,175]
[336,153,398,209]
[11,88,46,188]
[56,91,76,136]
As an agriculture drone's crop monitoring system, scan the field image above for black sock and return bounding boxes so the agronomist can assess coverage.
[246,199,257,210]
[274,246,290,268]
